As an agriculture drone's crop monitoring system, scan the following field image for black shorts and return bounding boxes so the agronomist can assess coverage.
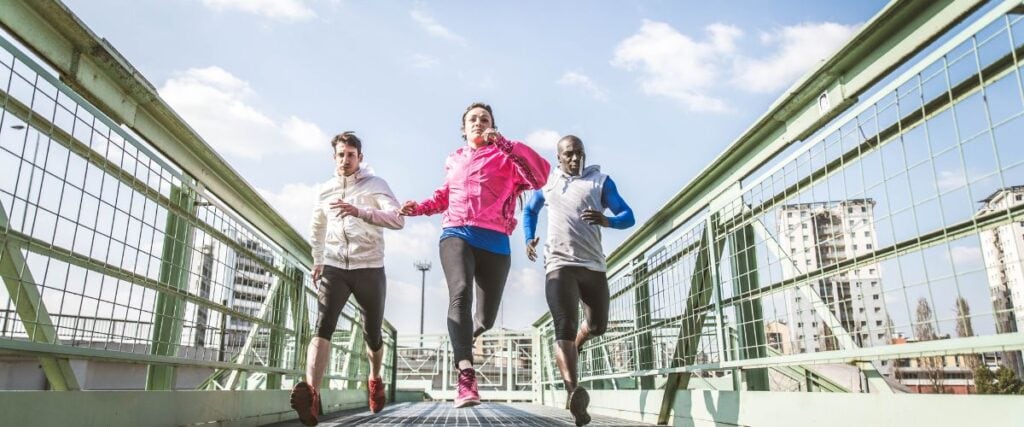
[314,265,386,351]
[545,266,609,341]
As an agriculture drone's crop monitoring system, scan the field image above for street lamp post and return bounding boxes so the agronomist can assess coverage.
[413,261,431,349]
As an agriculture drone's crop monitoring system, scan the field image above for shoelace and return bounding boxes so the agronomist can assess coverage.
[458,371,475,391]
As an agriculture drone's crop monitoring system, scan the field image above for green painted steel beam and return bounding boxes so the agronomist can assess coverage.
[0,389,369,427]
[603,0,986,277]
[720,199,1024,310]
[721,34,1024,234]
[752,219,892,393]
[0,203,81,391]
[631,259,655,389]
[542,330,1024,387]
[341,322,365,390]
[0,221,287,334]
[677,332,1024,373]
[0,0,313,270]
[729,224,769,391]
[225,277,286,389]
[266,273,290,390]
[387,325,398,403]
[146,184,197,390]
[764,347,849,393]
[0,83,298,330]
[286,266,309,389]
[0,333,300,375]
[657,226,725,425]
[541,388,1024,427]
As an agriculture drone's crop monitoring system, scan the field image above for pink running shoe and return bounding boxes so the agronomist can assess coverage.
[454,368,481,408]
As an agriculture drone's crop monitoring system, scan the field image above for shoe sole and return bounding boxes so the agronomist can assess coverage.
[569,387,591,426]
[370,396,386,413]
[290,382,319,426]
[453,398,482,408]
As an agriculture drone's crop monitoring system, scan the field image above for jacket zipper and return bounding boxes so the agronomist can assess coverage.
[469,148,478,224]
[341,175,350,269]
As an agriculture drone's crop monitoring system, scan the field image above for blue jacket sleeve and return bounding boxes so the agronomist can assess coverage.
[523,190,545,242]
[601,177,635,229]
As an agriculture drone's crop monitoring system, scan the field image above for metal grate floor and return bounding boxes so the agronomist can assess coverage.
[265,401,652,426]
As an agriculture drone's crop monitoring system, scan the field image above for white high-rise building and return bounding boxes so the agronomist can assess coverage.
[777,199,890,354]
[977,186,1024,377]
[223,237,276,348]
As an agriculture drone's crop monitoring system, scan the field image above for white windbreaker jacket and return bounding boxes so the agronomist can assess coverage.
[310,166,404,270]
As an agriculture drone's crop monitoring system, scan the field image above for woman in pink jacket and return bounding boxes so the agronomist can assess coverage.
[401,102,550,408]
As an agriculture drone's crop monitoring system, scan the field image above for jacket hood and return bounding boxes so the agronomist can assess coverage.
[334,163,375,180]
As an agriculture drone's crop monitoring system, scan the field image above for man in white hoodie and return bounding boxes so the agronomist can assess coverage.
[290,132,404,426]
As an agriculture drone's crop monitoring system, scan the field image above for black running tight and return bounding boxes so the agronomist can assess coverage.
[314,266,386,351]
[439,237,511,365]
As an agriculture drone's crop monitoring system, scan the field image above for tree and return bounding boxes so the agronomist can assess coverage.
[914,298,938,341]
[954,296,974,338]
[914,298,944,393]
[954,297,981,372]
[974,365,1024,394]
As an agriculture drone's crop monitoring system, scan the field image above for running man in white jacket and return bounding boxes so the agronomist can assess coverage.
[291,132,404,426]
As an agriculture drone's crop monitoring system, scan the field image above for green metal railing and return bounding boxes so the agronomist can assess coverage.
[0,0,396,399]
[395,332,536,402]
[530,0,1024,423]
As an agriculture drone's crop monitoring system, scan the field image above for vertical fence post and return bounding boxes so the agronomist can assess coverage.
[288,267,309,384]
[388,324,398,403]
[266,270,290,390]
[729,223,769,390]
[145,182,197,390]
[632,256,654,389]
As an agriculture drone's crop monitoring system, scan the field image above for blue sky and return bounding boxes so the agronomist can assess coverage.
[55,0,891,335]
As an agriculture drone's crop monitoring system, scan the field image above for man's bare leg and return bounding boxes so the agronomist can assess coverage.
[367,344,383,381]
[306,337,332,389]
[367,343,387,413]
[291,337,332,426]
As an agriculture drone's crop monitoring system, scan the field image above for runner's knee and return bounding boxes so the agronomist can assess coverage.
[586,321,607,337]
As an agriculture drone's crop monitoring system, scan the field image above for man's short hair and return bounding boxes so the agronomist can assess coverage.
[330,131,362,154]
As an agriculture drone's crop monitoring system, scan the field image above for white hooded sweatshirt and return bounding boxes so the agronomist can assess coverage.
[310,166,404,270]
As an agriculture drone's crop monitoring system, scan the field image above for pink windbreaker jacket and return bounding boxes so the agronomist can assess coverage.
[410,136,551,235]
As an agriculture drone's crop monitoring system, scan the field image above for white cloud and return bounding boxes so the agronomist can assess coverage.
[201,0,315,22]
[612,21,741,112]
[612,20,859,112]
[732,22,859,93]
[411,53,440,69]
[950,245,983,269]
[385,221,441,262]
[937,169,967,193]
[257,182,321,235]
[557,71,609,102]
[410,6,465,45]
[159,66,328,159]
[281,116,329,151]
[524,129,561,154]
[388,278,439,303]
